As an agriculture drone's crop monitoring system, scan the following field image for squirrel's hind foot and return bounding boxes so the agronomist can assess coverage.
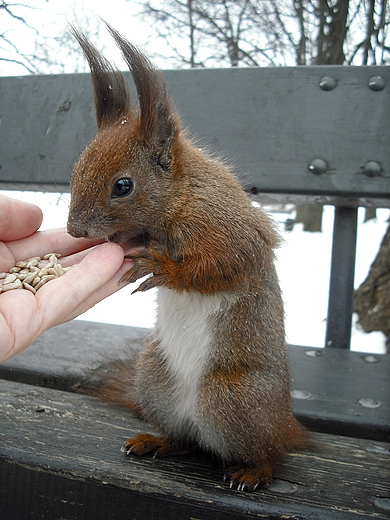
[122,433,187,458]
[224,464,273,492]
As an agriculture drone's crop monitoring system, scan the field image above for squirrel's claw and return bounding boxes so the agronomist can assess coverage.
[122,433,187,458]
[131,274,161,293]
[122,250,159,285]
[122,433,166,456]
[224,465,273,492]
[123,243,174,291]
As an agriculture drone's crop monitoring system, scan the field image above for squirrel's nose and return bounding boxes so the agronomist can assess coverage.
[67,217,89,238]
[67,225,89,239]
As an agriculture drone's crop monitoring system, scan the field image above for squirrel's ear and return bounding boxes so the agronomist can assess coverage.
[70,26,130,130]
[105,23,177,168]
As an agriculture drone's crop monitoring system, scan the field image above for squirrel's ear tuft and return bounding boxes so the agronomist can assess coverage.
[105,23,178,160]
[70,25,130,129]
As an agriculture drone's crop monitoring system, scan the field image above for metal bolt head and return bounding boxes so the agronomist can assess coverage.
[308,158,327,175]
[368,76,385,91]
[374,498,390,512]
[291,389,312,400]
[363,354,380,363]
[363,161,382,177]
[358,397,381,409]
[365,445,389,454]
[305,349,322,357]
[319,76,337,91]
[268,479,298,494]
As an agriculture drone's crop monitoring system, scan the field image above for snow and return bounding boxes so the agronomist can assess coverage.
[1,190,388,354]
[276,205,388,354]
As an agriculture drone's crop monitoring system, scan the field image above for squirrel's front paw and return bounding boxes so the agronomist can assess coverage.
[123,244,174,292]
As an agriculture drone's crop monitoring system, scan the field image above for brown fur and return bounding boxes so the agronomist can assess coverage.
[67,24,308,492]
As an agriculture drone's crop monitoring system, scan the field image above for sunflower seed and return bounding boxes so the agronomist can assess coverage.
[4,273,17,284]
[23,282,36,294]
[1,279,23,291]
[0,253,70,295]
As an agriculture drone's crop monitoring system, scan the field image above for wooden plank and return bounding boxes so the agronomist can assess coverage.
[0,321,144,390]
[288,345,390,441]
[1,321,389,441]
[0,379,389,519]
[1,66,389,201]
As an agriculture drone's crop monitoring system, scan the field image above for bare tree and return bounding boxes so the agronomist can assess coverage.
[0,1,105,76]
[136,0,390,68]
[137,0,302,67]
[29,4,104,75]
[0,1,39,74]
[354,223,390,352]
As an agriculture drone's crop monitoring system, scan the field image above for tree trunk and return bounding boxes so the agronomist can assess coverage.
[316,0,349,65]
[188,0,196,68]
[295,205,324,232]
[364,207,377,222]
[354,223,390,351]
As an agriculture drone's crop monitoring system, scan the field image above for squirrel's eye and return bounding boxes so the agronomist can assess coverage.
[112,177,133,198]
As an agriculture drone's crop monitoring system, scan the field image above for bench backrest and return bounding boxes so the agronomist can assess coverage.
[0,66,389,349]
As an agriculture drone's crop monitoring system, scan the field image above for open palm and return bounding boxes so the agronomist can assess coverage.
[0,195,133,363]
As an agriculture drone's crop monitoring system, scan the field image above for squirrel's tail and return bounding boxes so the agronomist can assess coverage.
[74,353,143,417]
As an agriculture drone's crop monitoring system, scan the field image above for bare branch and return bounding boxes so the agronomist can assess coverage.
[0,1,38,33]
[135,0,390,68]
[0,55,36,73]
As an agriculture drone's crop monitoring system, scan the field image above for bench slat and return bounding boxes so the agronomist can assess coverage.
[0,321,388,441]
[1,378,389,520]
[1,66,389,202]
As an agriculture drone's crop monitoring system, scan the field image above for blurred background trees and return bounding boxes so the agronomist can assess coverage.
[0,1,103,74]
[1,1,38,73]
[137,0,389,70]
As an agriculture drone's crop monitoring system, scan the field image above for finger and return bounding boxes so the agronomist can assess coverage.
[6,228,104,266]
[35,242,130,331]
[0,289,40,363]
[56,259,133,323]
[0,195,43,241]
[59,242,145,268]
[0,243,131,363]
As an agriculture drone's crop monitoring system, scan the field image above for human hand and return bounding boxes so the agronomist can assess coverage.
[0,195,133,363]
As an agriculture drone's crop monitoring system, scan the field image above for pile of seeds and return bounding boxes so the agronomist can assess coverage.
[0,253,73,295]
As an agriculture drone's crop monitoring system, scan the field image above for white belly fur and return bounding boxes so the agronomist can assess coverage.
[155,287,223,424]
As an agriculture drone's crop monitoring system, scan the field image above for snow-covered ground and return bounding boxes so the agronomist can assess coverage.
[1,190,388,354]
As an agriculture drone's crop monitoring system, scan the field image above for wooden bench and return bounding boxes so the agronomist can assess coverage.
[0,66,389,519]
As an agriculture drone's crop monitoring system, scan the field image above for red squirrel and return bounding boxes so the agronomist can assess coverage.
[67,24,308,492]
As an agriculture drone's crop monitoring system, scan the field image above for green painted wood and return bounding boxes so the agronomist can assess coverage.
[0,379,389,520]
[0,321,144,390]
[288,345,390,441]
[1,66,389,201]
